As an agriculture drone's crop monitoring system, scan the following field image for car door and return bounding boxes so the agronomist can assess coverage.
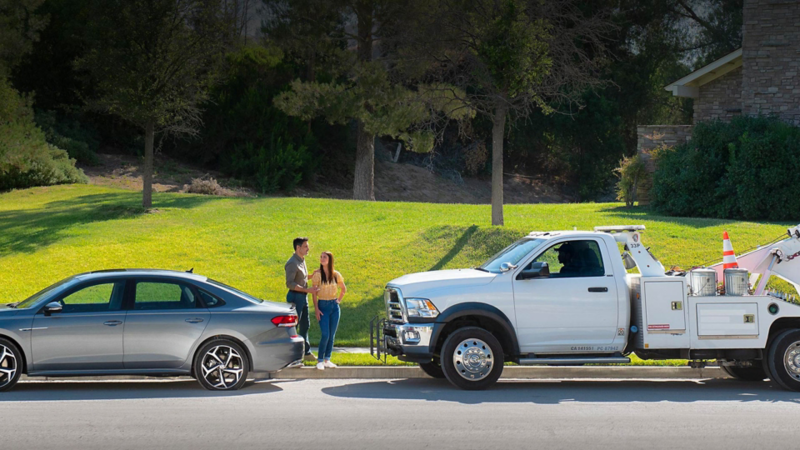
[123,279,210,369]
[31,280,127,372]
[512,238,619,354]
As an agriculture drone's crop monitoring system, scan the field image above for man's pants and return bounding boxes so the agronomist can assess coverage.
[286,291,311,355]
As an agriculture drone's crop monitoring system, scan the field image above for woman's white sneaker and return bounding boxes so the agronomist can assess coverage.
[315,362,325,370]
[324,360,337,368]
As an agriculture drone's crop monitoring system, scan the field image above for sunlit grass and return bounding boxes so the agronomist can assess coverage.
[1,184,794,347]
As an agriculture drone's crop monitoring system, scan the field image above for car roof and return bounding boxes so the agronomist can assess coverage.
[527,230,609,238]
[72,269,208,282]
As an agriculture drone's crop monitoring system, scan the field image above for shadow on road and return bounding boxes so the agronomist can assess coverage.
[321,378,800,405]
[1,379,282,402]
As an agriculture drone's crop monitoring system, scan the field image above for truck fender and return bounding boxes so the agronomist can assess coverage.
[431,303,520,356]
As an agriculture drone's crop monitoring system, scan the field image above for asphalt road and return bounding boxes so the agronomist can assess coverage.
[2,377,799,450]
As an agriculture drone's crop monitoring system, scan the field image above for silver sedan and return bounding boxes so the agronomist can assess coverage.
[0,269,304,391]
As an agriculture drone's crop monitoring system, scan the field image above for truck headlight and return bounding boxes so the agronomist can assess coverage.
[405,298,439,318]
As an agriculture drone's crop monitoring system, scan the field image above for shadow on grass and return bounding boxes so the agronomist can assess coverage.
[599,205,793,229]
[321,378,800,405]
[0,192,216,256]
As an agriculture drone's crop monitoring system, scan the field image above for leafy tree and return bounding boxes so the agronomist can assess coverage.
[77,0,236,208]
[421,0,612,225]
[272,0,470,201]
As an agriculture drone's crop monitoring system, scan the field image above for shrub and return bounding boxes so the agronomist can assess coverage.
[614,153,648,207]
[226,137,313,194]
[187,175,224,195]
[0,79,88,191]
[35,110,101,166]
[651,116,800,220]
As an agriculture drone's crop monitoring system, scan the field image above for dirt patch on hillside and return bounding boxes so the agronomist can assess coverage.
[80,154,572,204]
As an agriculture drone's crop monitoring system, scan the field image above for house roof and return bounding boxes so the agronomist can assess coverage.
[665,48,743,98]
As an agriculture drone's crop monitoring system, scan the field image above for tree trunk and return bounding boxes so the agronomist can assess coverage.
[352,0,375,201]
[491,105,507,226]
[353,120,375,200]
[143,120,155,209]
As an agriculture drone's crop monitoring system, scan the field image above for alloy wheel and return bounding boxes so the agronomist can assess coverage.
[201,345,244,390]
[0,343,17,389]
[783,341,800,381]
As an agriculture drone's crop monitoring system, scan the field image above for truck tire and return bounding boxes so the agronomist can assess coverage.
[766,329,800,392]
[419,359,445,379]
[719,361,767,381]
[441,327,504,390]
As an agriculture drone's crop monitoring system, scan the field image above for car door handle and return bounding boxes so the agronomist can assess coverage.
[185,318,204,324]
[588,287,608,293]
[103,320,123,326]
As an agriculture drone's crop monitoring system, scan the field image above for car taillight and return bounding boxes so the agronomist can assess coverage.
[271,315,298,328]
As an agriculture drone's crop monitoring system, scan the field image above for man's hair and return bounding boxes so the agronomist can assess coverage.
[293,237,309,251]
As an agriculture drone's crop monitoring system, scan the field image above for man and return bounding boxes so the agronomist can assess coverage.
[556,242,581,277]
[285,237,319,361]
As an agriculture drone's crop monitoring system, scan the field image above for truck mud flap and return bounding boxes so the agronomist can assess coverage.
[369,315,387,363]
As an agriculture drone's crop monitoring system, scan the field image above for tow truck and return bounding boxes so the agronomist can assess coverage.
[371,225,800,390]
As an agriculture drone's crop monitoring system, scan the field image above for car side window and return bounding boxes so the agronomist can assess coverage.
[134,281,197,310]
[57,282,125,313]
[528,240,605,278]
[198,289,225,308]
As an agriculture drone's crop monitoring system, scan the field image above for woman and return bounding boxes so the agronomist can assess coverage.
[311,251,347,370]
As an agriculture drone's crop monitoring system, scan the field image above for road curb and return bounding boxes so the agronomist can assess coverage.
[20,366,730,382]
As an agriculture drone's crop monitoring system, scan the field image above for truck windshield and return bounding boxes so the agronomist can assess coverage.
[479,238,546,273]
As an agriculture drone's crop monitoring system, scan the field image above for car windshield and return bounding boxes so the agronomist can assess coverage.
[14,276,76,309]
[207,279,264,304]
[479,238,546,273]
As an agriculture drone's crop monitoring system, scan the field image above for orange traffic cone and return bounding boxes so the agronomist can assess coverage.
[722,231,739,269]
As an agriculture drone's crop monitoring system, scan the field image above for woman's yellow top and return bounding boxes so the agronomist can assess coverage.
[311,270,345,300]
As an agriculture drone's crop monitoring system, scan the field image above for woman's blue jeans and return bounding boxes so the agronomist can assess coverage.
[317,300,340,361]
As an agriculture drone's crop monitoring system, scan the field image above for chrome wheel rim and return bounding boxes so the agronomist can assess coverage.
[784,342,800,381]
[452,338,493,381]
[201,345,244,390]
[0,344,18,388]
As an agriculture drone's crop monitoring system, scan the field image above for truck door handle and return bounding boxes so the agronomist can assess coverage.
[103,320,123,326]
[588,287,608,293]
[185,318,204,324]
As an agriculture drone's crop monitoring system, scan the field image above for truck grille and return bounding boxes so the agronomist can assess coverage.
[385,288,405,323]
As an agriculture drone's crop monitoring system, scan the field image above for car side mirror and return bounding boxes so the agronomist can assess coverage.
[43,301,62,316]
[517,262,550,280]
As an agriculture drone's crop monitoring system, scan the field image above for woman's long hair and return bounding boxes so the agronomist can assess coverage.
[319,251,336,284]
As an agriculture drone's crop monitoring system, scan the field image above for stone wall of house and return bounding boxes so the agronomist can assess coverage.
[741,0,800,125]
[635,125,693,205]
[694,66,743,122]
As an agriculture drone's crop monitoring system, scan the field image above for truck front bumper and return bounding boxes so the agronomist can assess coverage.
[384,322,435,362]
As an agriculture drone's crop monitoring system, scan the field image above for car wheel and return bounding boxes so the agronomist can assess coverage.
[719,360,767,381]
[194,339,249,391]
[419,358,445,379]
[441,327,504,390]
[766,329,800,391]
[0,338,22,392]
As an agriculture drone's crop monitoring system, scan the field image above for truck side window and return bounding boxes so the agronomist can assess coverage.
[528,240,605,278]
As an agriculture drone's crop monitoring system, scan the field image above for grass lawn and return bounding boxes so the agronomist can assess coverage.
[0,184,794,349]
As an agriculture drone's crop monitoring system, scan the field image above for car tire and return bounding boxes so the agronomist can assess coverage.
[419,359,445,379]
[0,338,23,392]
[441,327,504,390]
[766,329,800,392]
[719,360,767,381]
[194,339,249,391]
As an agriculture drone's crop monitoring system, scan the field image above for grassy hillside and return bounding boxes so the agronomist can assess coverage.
[0,184,792,345]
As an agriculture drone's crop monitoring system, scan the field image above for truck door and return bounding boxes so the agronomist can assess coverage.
[512,238,619,354]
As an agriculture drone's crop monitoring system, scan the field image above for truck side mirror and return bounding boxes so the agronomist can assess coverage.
[517,262,549,280]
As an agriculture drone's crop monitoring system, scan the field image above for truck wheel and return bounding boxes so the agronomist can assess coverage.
[719,361,767,381]
[766,329,800,391]
[419,359,445,379]
[441,327,504,390]
[0,338,23,392]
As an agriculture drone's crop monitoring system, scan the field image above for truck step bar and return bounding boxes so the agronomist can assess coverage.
[519,356,631,365]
